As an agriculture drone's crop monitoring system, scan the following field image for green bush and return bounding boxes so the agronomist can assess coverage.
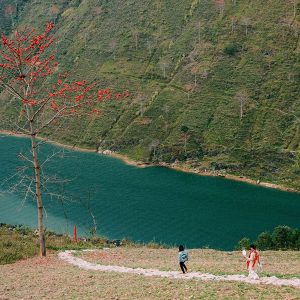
[236,237,250,250]
[272,226,292,250]
[255,231,273,250]
[236,225,300,250]
[224,43,239,56]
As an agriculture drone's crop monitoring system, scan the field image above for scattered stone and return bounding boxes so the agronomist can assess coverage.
[58,250,300,288]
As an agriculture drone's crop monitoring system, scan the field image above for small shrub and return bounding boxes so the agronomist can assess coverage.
[255,231,273,250]
[272,226,292,250]
[236,237,250,250]
[224,43,239,56]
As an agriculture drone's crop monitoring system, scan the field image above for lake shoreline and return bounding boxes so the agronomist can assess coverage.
[1,129,298,194]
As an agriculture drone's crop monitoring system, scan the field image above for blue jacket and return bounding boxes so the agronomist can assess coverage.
[178,250,189,262]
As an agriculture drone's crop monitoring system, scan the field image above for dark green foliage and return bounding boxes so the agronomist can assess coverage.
[237,225,300,251]
[224,43,239,56]
[236,237,250,250]
[256,231,273,250]
[272,226,292,249]
[180,125,189,133]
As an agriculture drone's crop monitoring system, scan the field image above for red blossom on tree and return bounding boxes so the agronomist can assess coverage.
[0,23,128,133]
[0,23,129,257]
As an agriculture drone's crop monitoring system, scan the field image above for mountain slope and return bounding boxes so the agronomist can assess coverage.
[0,0,299,190]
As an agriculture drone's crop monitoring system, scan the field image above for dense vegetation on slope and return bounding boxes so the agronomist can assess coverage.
[237,225,300,250]
[0,0,299,190]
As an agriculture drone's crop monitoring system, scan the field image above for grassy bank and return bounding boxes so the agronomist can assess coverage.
[0,224,114,265]
[0,225,300,299]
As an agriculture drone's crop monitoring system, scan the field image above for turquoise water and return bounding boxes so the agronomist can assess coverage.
[1,135,300,250]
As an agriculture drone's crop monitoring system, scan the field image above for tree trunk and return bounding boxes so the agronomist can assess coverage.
[240,100,243,120]
[31,134,46,256]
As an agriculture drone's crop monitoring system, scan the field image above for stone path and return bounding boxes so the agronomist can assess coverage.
[58,250,300,288]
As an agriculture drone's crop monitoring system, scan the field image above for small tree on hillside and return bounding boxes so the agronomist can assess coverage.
[0,23,126,256]
[214,0,225,16]
[272,225,292,249]
[191,65,200,87]
[234,90,249,120]
[131,28,139,51]
[149,139,160,161]
[196,21,201,43]
[241,16,251,36]
[48,5,60,24]
[159,59,169,78]
[231,16,237,33]
[288,0,298,18]
[4,4,17,28]
[108,39,117,60]
[180,125,190,156]
[135,93,146,117]
[255,231,273,250]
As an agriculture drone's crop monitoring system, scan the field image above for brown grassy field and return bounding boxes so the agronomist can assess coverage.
[1,226,299,299]
[1,247,299,300]
[77,247,300,279]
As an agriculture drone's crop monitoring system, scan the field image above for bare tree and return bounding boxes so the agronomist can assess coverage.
[214,0,225,16]
[234,90,249,120]
[4,4,17,29]
[288,0,298,18]
[0,24,119,256]
[180,125,190,155]
[108,39,117,60]
[241,17,251,36]
[201,69,209,79]
[84,32,89,48]
[231,16,237,33]
[197,21,201,43]
[78,187,97,237]
[135,93,146,117]
[132,28,139,50]
[149,139,160,161]
[161,104,170,132]
[184,83,194,100]
[91,6,103,17]
[159,59,169,78]
[146,39,153,55]
[48,5,60,24]
[191,65,199,87]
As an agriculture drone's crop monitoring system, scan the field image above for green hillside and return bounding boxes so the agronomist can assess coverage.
[0,0,299,190]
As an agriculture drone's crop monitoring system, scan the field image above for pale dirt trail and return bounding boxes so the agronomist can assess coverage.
[58,250,300,288]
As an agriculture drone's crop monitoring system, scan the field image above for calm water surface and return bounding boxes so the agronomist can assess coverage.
[1,135,300,250]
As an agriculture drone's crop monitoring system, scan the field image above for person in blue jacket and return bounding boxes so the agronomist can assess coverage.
[178,245,189,273]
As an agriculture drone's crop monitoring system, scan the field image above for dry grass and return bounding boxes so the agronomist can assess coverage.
[78,247,300,279]
[0,254,299,300]
[1,226,299,299]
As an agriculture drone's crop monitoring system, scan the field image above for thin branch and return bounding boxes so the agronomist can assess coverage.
[37,103,83,133]
[18,152,34,164]
[0,79,23,100]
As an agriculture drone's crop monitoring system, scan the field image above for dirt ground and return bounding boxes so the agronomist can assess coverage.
[0,250,299,300]
[78,248,300,278]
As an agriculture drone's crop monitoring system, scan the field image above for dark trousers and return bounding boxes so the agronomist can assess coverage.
[179,262,187,273]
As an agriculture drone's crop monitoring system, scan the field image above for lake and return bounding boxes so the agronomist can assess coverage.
[0,135,299,250]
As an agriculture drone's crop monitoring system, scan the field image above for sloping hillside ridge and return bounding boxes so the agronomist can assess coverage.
[0,0,299,190]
